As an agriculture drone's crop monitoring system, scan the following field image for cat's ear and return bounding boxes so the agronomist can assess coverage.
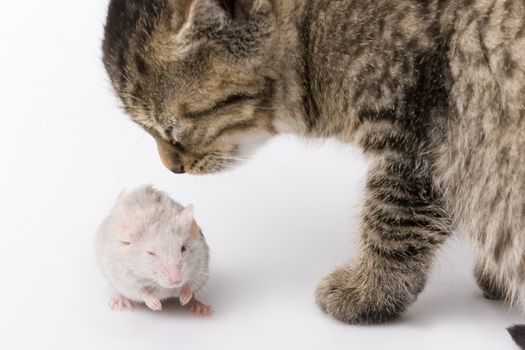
[167,0,272,58]
[214,0,264,21]
[221,0,273,22]
[186,0,272,26]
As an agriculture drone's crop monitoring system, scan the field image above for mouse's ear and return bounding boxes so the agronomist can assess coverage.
[179,204,200,236]
[112,209,143,243]
[179,204,194,225]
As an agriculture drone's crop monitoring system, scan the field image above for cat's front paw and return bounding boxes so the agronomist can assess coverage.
[315,265,408,324]
[474,265,507,301]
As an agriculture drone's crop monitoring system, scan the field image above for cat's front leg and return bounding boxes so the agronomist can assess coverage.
[474,258,507,301]
[316,157,452,324]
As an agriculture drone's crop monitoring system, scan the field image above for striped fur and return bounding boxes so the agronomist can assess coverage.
[509,325,525,349]
[103,0,525,325]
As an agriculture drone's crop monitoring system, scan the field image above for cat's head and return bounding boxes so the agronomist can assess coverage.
[103,0,277,174]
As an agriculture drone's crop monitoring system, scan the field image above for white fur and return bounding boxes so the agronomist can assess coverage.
[96,185,210,304]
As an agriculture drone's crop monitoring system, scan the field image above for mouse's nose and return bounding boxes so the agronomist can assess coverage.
[169,270,182,285]
[169,276,181,285]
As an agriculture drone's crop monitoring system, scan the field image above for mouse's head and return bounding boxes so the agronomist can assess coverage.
[103,0,277,175]
[113,186,209,289]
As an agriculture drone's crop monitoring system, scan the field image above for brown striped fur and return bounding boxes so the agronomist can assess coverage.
[103,0,525,324]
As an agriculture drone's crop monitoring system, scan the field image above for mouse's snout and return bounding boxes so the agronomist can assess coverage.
[168,271,182,285]
[159,263,184,289]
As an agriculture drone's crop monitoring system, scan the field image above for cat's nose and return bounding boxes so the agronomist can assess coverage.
[170,164,185,174]
[155,138,186,174]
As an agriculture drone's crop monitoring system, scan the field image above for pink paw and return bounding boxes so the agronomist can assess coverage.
[188,299,213,317]
[142,293,163,311]
[179,286,193,306]
[109,296,133,311]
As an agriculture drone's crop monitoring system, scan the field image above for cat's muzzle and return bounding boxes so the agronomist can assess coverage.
[156,138,185,174]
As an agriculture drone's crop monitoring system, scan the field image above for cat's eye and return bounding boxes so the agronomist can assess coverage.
[173,141,186,153]
[183,93,259,119]
[181,245,187,253]
[147,251,157,257]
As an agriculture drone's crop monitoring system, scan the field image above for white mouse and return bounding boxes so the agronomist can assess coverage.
[96,185,212,316]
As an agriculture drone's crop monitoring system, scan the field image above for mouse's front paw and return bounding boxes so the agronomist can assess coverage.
[188,299,213,317]
[109,296,133,311]
[141,293,163,311]
[179,285,193,306]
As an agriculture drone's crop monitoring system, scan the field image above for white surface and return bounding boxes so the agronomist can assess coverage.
[0,1,522,349]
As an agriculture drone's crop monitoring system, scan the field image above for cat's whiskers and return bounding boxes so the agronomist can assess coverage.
[213,152,248,163]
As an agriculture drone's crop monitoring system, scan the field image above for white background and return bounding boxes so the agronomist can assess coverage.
[0,1,522,349]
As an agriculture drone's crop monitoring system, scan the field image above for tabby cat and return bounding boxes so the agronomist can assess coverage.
[102,0,525,333]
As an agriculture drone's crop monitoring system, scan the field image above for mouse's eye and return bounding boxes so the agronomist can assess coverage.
[181,245,187,253]
[147,251,157,257]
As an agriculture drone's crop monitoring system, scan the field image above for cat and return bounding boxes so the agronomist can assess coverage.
[102,0,525,331]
